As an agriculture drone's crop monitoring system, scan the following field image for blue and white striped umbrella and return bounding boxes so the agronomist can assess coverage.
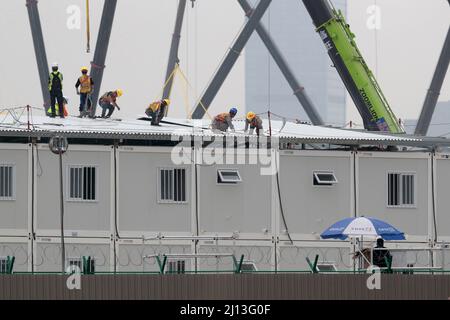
[320,216,405,240]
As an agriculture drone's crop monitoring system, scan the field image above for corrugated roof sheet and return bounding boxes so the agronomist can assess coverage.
[0,113,421,144]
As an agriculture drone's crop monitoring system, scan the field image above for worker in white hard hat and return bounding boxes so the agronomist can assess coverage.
[145,99,171,126]
[75,66,94,117]
[48,62,65,118]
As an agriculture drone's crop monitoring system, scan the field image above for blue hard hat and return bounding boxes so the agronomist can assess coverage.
[229,107,238,115]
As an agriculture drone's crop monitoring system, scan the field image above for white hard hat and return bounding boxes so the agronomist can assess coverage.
[52,62,59,68]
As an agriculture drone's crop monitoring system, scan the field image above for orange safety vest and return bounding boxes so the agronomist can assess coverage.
[79,75,92,94]
[214,113,228,123]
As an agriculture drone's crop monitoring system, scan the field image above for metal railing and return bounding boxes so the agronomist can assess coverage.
[3,243,450,275]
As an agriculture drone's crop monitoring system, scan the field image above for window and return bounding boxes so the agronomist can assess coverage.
[167,260,185,274]
[388,173,415,207]
[0,165,14,200]
[0,257,8,273]
[68,166,97,201]
[240,261,257,272]
[316,262,337,273]
[217,169,242,184]
[313,171,338,186]
[67,257,95,274]
[158,168,187,203]
[67,257,82,273]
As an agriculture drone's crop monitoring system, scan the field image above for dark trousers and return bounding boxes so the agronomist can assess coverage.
[79,93,91,113]
[101,103,114,118]
[155,105,166,124]
[145,109,158,125]
[50,91,64,117]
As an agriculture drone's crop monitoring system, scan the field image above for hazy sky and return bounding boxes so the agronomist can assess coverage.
[0,0,449,125]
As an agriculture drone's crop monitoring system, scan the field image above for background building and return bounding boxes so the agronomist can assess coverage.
[404,100,450,137]
[245,0,347,125]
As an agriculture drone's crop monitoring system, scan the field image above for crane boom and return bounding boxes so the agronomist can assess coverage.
[302,0,404,133]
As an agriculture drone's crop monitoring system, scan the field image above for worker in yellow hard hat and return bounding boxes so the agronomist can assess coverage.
[245,111,263,136]
[145,98,171,126]
[75,66,94,117]
[99,89,122,118]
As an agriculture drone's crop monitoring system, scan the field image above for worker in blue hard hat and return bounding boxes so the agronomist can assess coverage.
[211,107,237,133]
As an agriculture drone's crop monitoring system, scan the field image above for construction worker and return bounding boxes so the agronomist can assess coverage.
[46,97,69,117]
[75,66,94,117]
[155,97,170,125]
[48,62,65,118]
[244,111,263,136]
[145,99,171,126]
[99,89,122,118]
[211,108,237,133]
[373,237,392,269]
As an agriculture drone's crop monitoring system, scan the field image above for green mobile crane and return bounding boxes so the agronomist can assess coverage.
[302,0,404,134]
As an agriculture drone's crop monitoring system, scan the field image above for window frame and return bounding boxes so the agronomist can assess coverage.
[386,171,417,208]
[0,256,8,273]
[66,165,98,203]
[157,167,188,204]
[240,260,258,272]
[0,164,16,201]
[166,259,186,274]
[316,262,338,273]
[217,169,242,185]
[67,257,82,273]
[312,170,338,187]
[67,256,96,273]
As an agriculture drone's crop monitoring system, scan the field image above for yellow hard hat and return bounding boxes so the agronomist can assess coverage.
[163,99,171,105]
[81,66,88,72]
[116,89,123,97]
[246,111,256,120]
